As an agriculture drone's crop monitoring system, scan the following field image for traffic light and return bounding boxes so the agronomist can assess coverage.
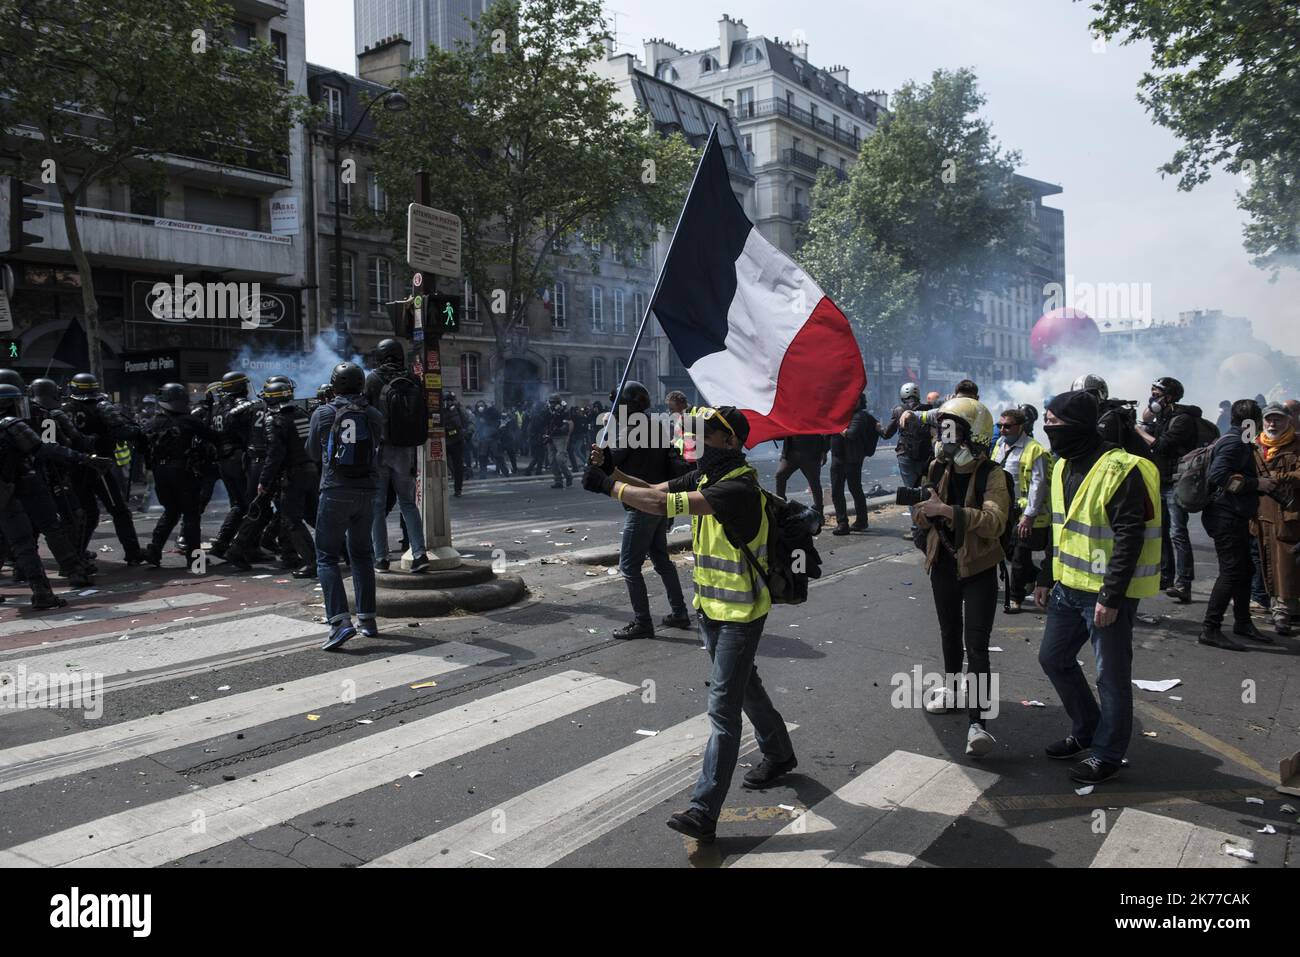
[0,339,20,363]
[428,294,462,338]
[1,176,44,255]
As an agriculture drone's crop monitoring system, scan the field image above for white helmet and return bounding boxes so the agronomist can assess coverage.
[1071,374,1109,401]
[899,382,920,402]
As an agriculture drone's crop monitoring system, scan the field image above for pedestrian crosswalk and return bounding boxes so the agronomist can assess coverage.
[0,605,1277,868]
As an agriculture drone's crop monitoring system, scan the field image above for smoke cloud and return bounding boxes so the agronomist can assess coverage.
[230,332,368,398]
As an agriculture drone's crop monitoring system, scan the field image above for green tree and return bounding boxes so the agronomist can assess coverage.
[799,170,918,395]
[826,69,1028,381]
[1087,0,1300,273]
[373,0,696,398]
[0,0,302,379]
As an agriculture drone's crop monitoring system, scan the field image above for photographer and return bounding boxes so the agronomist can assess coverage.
[1136,376,1203,601]
[879,383,934,540]
[993,407,1051,612]
[1252,403,1300,636]
[1200,399,1275,650]
[912,397,1008,758]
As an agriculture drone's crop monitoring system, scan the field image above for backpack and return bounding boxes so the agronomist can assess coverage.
[1194,417,1220,449]
[326,401,378,477]
[1173,435,1230,513]
[379,373,428,448]
[730,477,824,606]
[148,417,191,464]
[974,460,1020,560]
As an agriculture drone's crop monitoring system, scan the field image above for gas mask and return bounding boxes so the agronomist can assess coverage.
[936,440,975,468]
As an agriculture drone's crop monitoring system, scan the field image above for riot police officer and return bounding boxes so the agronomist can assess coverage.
[239,378,318,578]
[62,373,146,564]
[223,375,294,570]
[0,384,115,605]
[30,377,94,553]
[209,371,255,558]
[142,383,222,568]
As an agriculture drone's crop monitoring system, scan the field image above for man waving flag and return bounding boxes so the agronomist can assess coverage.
[650,127,866,447]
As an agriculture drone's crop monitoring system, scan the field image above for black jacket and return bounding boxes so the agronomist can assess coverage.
[831,410,879,462]
[781,434,828,463]
[1,416,99,482]
[1039,441,1155,607]
[145,410,221,468]
[1206,426,1261,520]
[1147,403,1202,482]
[880,403,933,461]
[260,403,315,489]
[62,398,144,457]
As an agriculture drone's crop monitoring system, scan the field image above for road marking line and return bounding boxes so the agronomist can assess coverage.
[0,670,635,867]
[0,642,505,794]
[728,750,997,868]
[1134,700,1274,783]
[1090,808,1254,868]
[0,592,226,639]
[977,786,1276,813]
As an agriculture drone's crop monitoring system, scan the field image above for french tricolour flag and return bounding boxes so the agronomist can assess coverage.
[650,129,866,447]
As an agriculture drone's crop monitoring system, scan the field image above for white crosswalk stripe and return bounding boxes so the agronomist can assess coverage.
[729,750,997,868]
[1090,808,1256,868]
[0,670,635,867]
[0,641,506,794]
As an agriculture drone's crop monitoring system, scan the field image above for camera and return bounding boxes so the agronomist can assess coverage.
[896,486,929,507]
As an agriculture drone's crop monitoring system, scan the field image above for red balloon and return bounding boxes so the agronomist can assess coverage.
[1030,308,1100,368]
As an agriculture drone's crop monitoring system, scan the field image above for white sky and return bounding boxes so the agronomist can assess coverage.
[304,0,1300,345]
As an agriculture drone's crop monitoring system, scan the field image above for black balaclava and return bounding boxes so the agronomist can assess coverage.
[1045,390,1103,461]
[698,409,750,484]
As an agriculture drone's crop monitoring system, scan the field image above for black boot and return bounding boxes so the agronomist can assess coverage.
[31,587,67,610]
[143,543,163,568]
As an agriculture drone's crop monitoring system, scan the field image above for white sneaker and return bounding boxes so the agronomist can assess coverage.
[966,722,995,757]
[924,688,956,714]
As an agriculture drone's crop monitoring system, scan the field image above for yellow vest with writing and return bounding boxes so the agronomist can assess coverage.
[692,465,770,622]
[1051,449,1162,598]
[1017,437,1051,529]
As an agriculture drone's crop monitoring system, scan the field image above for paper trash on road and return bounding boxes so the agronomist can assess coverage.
[1281,804,1297,814]
[407,771,423,779]
[1246,797,1265,805]
[606,568,619,575]
[635,729,659,737]
[1132,678,1181,692]
[306,714,320,721]
[217,685,231,692]
[1221,844,1255,862]
[78,589,99,596]
[355,719,374,725]
[1142,731,1157,737]
[1075,785,1094,796]
[1257,824,1276,834]
[1021,700,1046,707]
[989,646,1003,652]
[410,681,437,690]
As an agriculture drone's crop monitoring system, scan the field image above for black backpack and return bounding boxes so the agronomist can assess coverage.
[379,373,428,448]
[1173,434,1230,513]
[326,401,379,477]
[1194,417,1220,448]
[731,477,824,606]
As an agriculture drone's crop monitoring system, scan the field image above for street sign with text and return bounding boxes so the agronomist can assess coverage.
[406,204,462,278]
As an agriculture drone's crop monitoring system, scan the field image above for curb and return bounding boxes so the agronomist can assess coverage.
[347,574,528,617]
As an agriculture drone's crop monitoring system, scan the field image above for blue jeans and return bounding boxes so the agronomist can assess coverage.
[1037,583,1136,764]
[317,486,377,626]
[1161,485,1194,588]
[690,614,794,821]
[373,445,426,561]
[619,511,687,624]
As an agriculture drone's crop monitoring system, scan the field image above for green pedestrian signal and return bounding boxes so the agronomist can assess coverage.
[2,340,19,362]
[428,294,461,338]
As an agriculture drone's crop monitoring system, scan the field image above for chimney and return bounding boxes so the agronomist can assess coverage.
[718,13,748,69]
[594,32,616,58]
[831,65,850,85]
[790,34,809,60]
[643,38,683,76]
[357,34,411,85]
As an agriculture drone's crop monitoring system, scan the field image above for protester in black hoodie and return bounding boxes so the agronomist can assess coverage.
[1136,376,1202,601]
[1199,399,1277,650]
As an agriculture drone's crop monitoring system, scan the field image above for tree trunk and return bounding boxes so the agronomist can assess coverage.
[57,183,101,381]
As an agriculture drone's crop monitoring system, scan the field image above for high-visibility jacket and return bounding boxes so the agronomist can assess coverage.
[674,406,700,463]
[692,464,770,622]
[1051,449,1162,599]
[114,441,131,467]
[1017,437,1051,529]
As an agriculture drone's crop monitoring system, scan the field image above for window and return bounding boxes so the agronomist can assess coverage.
[271,30,287,84]
[737,87,755,116]
[657,63,679,82]
[635,359,651,385]
[368,256,391,312]
[591,358,605,395]
[743,133,754,154]
[465,280,479,323]
[634,292,646,326]
[743,45,758,65]
[460,353,480,393]
[615,357,626,382]
[229,20,256,50]
[323,86,344,123]
[700,56,714,74]
[550,356,567,392]
[130,187,161,218]
[613,289,626,333]
[589,236,602,256]
[326,172,351,215]
[590,285,604,332]
[552,280,566,328]
[330,252,355,309]
[368,171,387,213]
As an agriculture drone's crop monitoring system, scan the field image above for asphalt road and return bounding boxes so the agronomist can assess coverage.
[0,452,1296,869]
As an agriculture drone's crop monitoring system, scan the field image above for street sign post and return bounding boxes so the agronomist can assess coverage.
[406,204,462,278]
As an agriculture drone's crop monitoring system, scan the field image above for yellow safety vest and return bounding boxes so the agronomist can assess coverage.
[1051,449,1162,599]
[114,441,131,467]
[692,464,770,623]
[1017,438,1051,529]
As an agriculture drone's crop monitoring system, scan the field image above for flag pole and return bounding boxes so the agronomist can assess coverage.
[599,124,721,448]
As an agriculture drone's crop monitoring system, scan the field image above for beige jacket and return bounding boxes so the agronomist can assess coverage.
[917,456,1011,579]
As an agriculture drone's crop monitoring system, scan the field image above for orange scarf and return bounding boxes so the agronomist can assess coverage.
[1259,425,1295,463]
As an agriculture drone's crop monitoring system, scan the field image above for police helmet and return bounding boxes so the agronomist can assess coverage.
[220,371,251,396]
[157,383,190,413]
[69,372,102,401]
[30,378,61,409]
[329,362,365,395]
[1070,374,1109,401]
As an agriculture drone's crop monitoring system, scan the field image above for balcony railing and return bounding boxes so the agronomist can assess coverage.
[733,98,862,151]
[790,203,811,222]
[780,148,848,182]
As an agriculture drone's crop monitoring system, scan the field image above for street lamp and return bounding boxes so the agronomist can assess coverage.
[311,71,408,358]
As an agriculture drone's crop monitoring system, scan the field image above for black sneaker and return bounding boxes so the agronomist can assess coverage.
[143,544,163,568]
[666,808,716,843]
[550,483,564,489]
[850,521,869,532]
[31,592,68,610]
[742,754,798,790]
[374,558,390,572]
[565,476,573,487]
[291,565,317,580]
[410,554,431,573]
[831,525,851,536]
[613,621,654,640]
[1198,627,1246,651]
[209,544,229,560]
[1233,622,1274,644]
[1046,735,1091,760]
[124,551,146,567]
[1165,584,1191,604]
[660,613,692,630]
[223,550,251,573]
[1069,755,1121,785]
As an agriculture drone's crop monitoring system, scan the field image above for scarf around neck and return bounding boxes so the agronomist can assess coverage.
[1260,425,1295,463]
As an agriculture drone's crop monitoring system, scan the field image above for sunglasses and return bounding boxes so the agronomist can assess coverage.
[698,407,737,439]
